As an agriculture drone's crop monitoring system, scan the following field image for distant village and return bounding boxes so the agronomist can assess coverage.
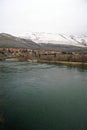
[0,48,87,64]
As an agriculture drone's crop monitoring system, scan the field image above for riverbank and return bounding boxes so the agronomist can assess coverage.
[38,60,87,67]
[0,47,87,67]
[0,57,87,67]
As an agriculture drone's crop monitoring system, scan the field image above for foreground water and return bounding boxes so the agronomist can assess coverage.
[0,62,87,130]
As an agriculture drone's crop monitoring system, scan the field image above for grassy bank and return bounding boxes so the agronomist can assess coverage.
[38,60,87,67]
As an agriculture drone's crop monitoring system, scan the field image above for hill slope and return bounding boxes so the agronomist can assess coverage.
[0,33,40,49]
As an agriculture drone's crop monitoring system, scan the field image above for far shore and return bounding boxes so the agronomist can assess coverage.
[1,58,87,67]
[37,60,87,67]
[0,47,87,67]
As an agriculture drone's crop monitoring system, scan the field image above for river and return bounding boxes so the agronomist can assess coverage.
[0,61,87,130]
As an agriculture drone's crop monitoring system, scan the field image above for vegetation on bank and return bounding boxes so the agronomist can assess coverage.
[37,54,87,67]
[0,48,87,66]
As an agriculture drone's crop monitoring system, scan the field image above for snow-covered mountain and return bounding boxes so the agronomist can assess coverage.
[0,33,87,52]
[23,32,87,47]
[0,33,39,49]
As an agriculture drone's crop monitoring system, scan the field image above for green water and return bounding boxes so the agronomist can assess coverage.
[0,62,87,130]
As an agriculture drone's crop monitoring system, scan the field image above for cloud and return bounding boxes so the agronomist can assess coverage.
[0,0,87,35]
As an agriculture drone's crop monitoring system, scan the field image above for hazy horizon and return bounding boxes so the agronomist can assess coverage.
[0,0,87,36]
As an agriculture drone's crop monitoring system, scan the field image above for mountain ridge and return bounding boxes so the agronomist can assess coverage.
[23,32,87,47]
[0,33,87,52]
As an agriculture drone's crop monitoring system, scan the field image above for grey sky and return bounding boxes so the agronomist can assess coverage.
[0,0,87,36]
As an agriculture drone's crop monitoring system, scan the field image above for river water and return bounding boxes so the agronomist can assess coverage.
[0,62,87,130]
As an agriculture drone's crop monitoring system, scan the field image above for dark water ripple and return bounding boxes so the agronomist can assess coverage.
[0,61,87,130]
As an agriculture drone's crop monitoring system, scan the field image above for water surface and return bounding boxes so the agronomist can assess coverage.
[0,62,87,130]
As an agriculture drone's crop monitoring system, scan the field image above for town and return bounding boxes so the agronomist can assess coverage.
[0,48,87,66]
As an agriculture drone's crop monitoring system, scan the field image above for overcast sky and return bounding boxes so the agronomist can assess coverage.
[0,0,87,36]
